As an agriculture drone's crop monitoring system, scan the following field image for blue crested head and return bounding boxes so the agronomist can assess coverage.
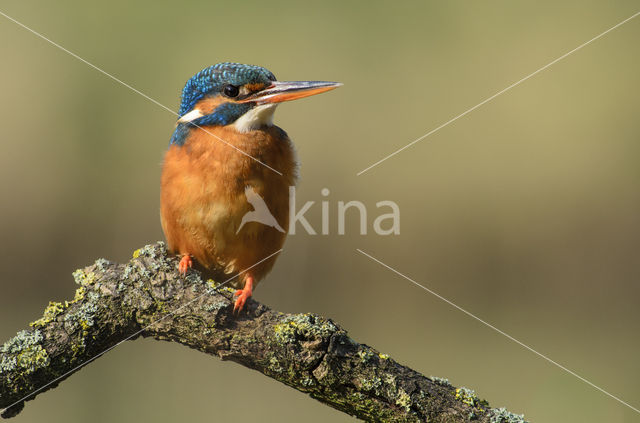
[169,62,342,146]
[178,63,276,116]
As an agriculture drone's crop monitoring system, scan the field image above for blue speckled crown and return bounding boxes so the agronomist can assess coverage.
[178,63,276,116]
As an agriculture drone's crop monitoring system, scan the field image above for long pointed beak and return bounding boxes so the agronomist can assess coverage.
[239,81,342,105]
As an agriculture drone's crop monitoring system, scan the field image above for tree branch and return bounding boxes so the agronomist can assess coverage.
[0,242,526,422]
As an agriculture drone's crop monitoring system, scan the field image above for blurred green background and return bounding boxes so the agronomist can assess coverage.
[1,1,639,421]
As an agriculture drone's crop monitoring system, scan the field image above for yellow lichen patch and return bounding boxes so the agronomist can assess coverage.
[132,248,142,259]
[360,376,382,391]
[73,286,86,303]
[206,279,235,296]
[273,321,298,343]
[30,302,65,328]
[379,353,390,360]
[268,356,283,373]
[1,330,50,375]
[357,349,374,363]
[395,389,412,411]
[70,339,85,359]
[16,345,49,374]
[72,269,96,286]
[153,300,169,314]
[455,387,488,410]
[64,286,87,308]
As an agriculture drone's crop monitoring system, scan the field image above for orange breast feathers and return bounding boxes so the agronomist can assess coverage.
[160,124,297,288]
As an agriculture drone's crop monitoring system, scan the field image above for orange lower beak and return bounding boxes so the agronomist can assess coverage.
[239,81,342,105]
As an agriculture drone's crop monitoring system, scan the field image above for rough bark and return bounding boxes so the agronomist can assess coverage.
[0,242,527,422]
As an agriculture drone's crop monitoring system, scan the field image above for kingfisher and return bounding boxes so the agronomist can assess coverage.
[160,62,341,312]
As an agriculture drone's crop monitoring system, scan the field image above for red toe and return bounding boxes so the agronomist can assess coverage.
[178,255,193,275]
[233,276,254,313]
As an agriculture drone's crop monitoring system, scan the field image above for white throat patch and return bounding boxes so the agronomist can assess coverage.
[233,104,278,133]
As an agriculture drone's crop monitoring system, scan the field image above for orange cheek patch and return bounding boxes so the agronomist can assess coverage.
[194,96,226,114]
[245,83,267,92]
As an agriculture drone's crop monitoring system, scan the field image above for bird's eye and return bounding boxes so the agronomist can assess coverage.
[223,84,240,98]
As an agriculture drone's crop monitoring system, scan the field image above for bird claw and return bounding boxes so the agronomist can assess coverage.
[233,277,253,314]
[178,255,193,275]
[233,292,248,314]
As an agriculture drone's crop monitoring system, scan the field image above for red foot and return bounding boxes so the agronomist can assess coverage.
[233,276,254,313]
[178,255,193,275]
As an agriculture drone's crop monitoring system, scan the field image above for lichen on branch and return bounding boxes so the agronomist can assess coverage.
[0,242,527,422]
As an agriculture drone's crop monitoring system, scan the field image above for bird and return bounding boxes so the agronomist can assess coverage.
[160,62,341,313]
